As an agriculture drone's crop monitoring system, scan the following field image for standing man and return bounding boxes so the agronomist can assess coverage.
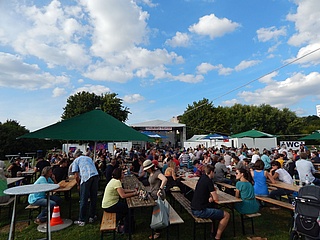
[72,151,99,226]
[191,165,230,240]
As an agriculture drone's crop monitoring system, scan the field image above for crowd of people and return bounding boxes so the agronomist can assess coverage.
[1,142,320,239]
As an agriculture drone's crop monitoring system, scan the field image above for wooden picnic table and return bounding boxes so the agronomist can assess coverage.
[21,169,36,182]
[7,177,24,187]
[181,179,242,236]
[54,177,77,218]
[268,181,300,192]
[122,175,156,240]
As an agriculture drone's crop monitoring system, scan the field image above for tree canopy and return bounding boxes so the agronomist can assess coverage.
[179,98,320,140]
[62,91,130,122]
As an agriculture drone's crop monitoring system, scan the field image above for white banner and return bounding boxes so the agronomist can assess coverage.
[279,141,305,150]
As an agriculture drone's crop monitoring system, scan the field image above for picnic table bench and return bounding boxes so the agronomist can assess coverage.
[171,191,212,240]
[100,211,116,240]
[255,195,294,211]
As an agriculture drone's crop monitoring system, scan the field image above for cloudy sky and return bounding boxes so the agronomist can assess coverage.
[1,0,320,131]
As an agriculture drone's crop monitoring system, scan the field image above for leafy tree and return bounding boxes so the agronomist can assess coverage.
[0,120,60,159]
[179,98,216,139]
[0,120,29,158]
[62,91,130,122]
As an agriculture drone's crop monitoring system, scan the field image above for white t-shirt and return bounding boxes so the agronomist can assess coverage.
[251,154,260,164]
[275,168,293,184]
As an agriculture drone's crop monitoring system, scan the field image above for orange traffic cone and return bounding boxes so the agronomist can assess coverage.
[50,206,64,226]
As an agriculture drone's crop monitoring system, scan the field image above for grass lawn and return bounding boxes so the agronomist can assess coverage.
[0,177,293,240]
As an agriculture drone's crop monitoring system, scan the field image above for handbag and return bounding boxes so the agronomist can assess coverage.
[150,196,170,229]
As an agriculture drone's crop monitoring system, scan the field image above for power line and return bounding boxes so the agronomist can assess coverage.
[183,47,320,115]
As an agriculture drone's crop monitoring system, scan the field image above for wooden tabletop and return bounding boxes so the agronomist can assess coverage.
[122,175,156,209]
[181,180,241,204]
[268,181,300,192]
[21,169,35,175]
[181,176,199,181]
[55,178,77,192]
[7,177,24,185]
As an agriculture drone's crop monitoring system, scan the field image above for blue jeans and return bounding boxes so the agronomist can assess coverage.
[79,175,99,222]
[192,208,224,221]
[32,195,62,222]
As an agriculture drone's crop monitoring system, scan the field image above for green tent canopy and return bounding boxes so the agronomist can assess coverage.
[18,109,149,142]
[231,129,275,138]
[299,131,320,141]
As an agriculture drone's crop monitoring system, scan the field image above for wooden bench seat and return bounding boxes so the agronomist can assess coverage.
[240,212,261,235]
[255,196,294,211]
[100,211,116,240]
[171,192,211,240]
[25,204,41,225]
[0,197,15,221]
[0,197,15,208]
[152,200,184,240]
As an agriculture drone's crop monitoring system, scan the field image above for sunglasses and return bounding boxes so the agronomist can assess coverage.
[235,172,240,175]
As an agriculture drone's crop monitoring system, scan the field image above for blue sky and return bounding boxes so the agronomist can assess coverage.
[1,0,320,131]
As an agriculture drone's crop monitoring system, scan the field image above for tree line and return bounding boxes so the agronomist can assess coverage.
[1,93,320,158]
[178,98,320,140]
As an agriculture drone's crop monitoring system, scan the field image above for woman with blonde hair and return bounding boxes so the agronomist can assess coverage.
[28,166,62,224]
[164,160,182,191]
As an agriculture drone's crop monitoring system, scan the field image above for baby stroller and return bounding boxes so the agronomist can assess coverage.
[290,185,320,240]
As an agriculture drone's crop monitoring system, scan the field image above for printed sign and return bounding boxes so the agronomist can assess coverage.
[279,141,305,150]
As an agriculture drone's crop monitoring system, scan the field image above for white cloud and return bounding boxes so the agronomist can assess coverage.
[288,43,320,66]
[196,63,232,75]
[196,63,220,74]
[0,52,70,89]
[165,32,190,47]
[52,87,67,97]
[256,26,286,42]
[235,60,261,71]
[2,0,91,69]
[85,0,149,56]
[218,67,233,75]
[136,0,158,7]
[173,73,204,83]
[287,0,320,46]
[189,14,240,39]
[123,94,144,103]
[72,84,111,95]
[237,72,320,108]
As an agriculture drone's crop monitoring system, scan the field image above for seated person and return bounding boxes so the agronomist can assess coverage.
[164,161,182,191]
[131,157,149,186]
[192,160,204,177]
[191,165,230,240]
[269,161,293,201]
[250,160,275,196]
[105,157,118,184]
[296,152,320,186]
[7,158,22,177]
[102,168,138,234]
[214,157,232,184]
[52,159,69,183]
[0,168,10,203]
[28,166,62,224]
[232,156,245,170]
[234,168,260,214]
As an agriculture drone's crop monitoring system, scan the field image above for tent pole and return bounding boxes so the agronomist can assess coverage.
[93,142,97,160]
